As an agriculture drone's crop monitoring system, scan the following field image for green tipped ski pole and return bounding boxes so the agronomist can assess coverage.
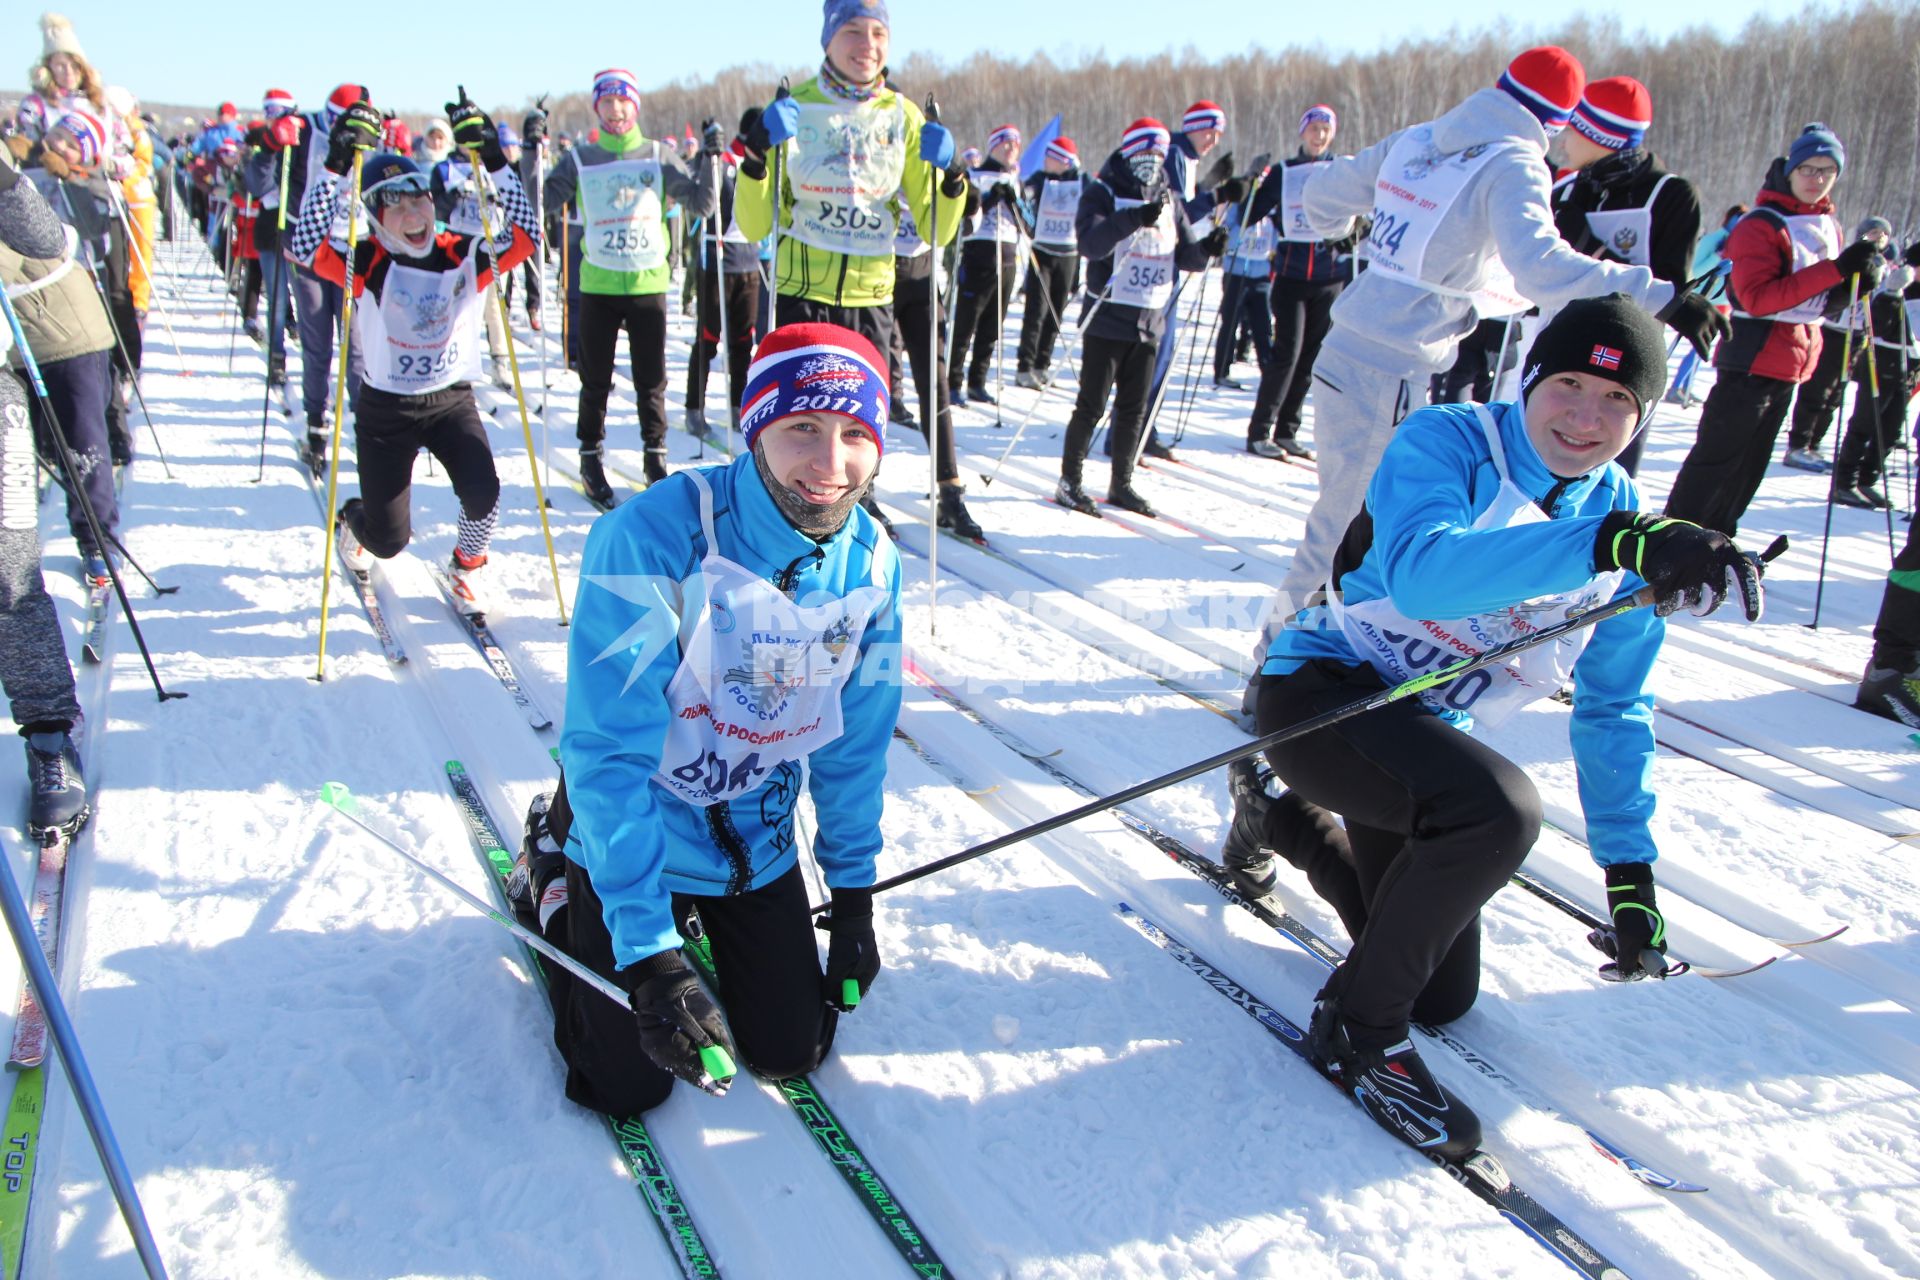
[848,533,1787,906]
[318,783,736,1094]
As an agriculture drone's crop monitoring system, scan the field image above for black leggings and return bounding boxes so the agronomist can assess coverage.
[949,240,1018,389]
[549,850,837,1117]
[576,291,669,451]
[346,384,500,560]
[1258,661,1541,1041]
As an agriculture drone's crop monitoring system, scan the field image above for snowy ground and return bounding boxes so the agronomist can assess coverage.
[8,235,1920,1279]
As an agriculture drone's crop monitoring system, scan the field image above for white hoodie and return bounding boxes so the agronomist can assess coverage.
[1303,87,1678,377]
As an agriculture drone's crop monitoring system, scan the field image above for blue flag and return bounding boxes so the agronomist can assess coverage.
[1019,114,1064,182]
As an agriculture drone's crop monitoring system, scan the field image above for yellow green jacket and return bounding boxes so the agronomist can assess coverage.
[735,78,962,309]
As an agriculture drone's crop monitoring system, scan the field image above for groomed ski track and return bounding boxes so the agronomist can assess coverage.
[9,236,1920,1277]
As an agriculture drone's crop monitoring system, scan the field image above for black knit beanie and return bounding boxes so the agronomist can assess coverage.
[1520,293,1669,422]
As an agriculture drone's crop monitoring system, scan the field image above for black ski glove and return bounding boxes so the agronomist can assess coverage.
[1216,176,1248,207]
[1833,238,1887,288]
[818,886,880,1012]
[324,100,383,175]
[700,118,726,157]
[1199,151,1234,192]
[1134,188,1169,228]
[1655,288,1729,361]
[522,110,548,148]
[244,123,272,151]
[621,949,738,1095]
[962,183,981,219]
[939,163,968,199]
[1200,226,1230,258]
[1587,862,1670,981]
[1594,511,1764,620]
[447,90,505,172]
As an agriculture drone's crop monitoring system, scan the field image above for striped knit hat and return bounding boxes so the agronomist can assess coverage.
[987,124,1021,155]
[52,108,105,166]
[1119,118,1171,158]
[1496,46,1585,135]
[262,88,296,119]
[1045,136,1077,167]
[1299,104,1336,135]
[1570,77,1650,151]
[740,323,889,455]
[592,68,641,105]
[1182,101,1226,134]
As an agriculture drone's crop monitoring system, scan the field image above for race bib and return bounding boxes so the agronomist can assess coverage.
[784,97,907,257]
[578,155,666,272]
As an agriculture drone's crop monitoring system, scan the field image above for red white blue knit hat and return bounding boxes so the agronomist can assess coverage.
[262,88,296,119]
[1299,104,1336,135]
[1045,136,1077,166]
[1570,77,1651,151]
[1182,101,1226,134]
[53,109,106,166]
[740,323,889,455]
[987,124,1021,154]
[1120,118,1171,158]
[1496,46,1585,134]
[592,69,641,105]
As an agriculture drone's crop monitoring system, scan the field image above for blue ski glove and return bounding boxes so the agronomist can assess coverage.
[919,121,955,169]
[1587,862,1671,981]
[762,90,800,149]
[818,886,880,1012]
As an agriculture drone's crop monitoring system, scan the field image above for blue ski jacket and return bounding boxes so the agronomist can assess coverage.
[1262,398,1666,867]
[560,453,903,969]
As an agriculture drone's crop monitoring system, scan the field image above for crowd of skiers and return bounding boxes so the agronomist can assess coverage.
[4,0,1919,1168]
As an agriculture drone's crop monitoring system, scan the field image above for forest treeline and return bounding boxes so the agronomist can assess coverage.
[512,2,1920,240]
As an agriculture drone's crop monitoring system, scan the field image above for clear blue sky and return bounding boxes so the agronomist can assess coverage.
[20,0,1799,118]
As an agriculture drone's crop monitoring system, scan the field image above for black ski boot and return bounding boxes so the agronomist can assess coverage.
[1221,756,1279,898]
[966,381,996,406]
[889,397,917,428]
[1141,433,1175,462]
[936,484,986,543]
[303,427,328,477]
[643,448,670,485]
[578,447,617,509]
[685,406,710,439]
[1107,482,1157,518]
[24,728,88,843]
[1856,664,1920,729]
[508,792,570,934]
[1054,475,1099,517]
[1308,992,1482,1159]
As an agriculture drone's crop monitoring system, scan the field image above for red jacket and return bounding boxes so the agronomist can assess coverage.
[1715,172,1843,383]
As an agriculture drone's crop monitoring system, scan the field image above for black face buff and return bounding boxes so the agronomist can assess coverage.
[754,445,869,540]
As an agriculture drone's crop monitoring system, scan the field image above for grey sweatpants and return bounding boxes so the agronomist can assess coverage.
[0,371,82,731]
[1248,344,1417,679]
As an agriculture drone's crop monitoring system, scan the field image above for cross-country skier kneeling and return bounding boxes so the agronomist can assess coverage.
[523,322,902,1114]
[288,95,539,617]
[1223,297,1768,1157]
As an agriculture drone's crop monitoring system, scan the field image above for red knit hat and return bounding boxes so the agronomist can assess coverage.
[987,124,1021,154]
[1570,76,1652,151]
[328,84,368,111]
[1045,136,1077,166]
[740,323,889,454]
[1120,118,1171,158]
[1182,101,1226,134]
[1496,46,1585,132]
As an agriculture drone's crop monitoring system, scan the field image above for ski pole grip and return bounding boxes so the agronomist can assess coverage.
[699,1043,737,1087]
[842,978,862,1008]
[924,96,940,125]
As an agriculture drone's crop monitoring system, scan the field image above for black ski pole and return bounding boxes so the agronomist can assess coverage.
[31,457,179,595]
[1,290,187,702]
[257,141,296,483]
[845,564,1779,907]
